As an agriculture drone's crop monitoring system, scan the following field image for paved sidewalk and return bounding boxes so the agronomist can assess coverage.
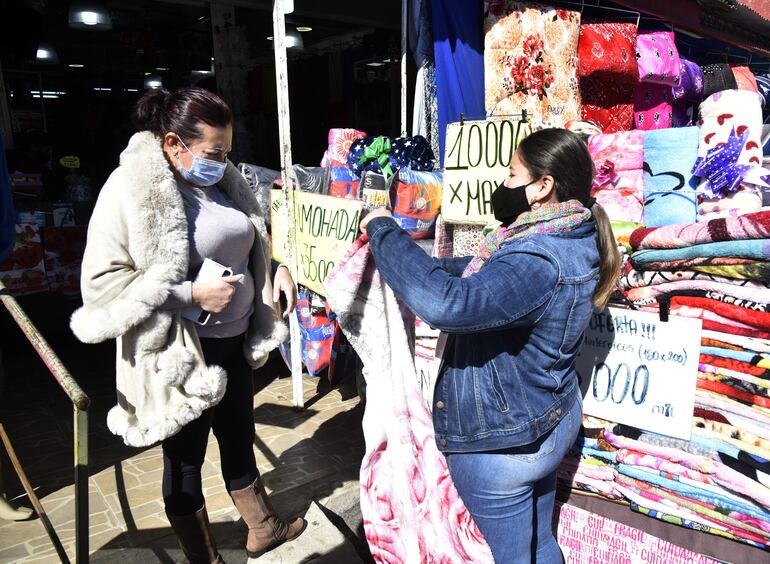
[0,342,370,563]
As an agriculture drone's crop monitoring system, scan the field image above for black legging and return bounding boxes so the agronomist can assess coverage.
[162,334,259,516]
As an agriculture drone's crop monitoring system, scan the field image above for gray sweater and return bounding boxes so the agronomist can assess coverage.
[163,181,255,338]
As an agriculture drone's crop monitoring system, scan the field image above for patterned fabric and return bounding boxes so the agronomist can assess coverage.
[321,128,367,168]
[577,22,637,78]
[630,209,770,250]
[462,200,591,276]
[697,90,764,166]
[484,2,581,126]
[642,126,699,226]
[635,31,681,86]
[732,65,759,93]
[347,136,436,177]
[633,82,674,130]
[580,77,634,133]
[452,223,486,258]
[674,58,704,102]
[701,63,739,100]
[587,130,645,222]
[698,187,763,222]
[756,74,770,109]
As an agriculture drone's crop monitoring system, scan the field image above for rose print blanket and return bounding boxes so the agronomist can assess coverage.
[324,237,493,563]
[484,1,581,126]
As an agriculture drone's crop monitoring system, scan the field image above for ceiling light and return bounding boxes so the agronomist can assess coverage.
[125,88,138,92]
[296,26,312,32]
[69,1,112,31]
[68,63,85,68]
[155,67,168,71]
[268,30,303,49]
[144,75,163,89]
[192,70,211,74]
[36,43,59,64]
[266,36,274,41]
[366,62,385,67]
[93,87,111,92]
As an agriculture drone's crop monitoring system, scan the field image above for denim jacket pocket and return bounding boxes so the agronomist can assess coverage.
[488,360,511,413]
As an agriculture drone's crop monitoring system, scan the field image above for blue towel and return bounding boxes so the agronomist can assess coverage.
[701,346,766,365]
[643,126,700,227]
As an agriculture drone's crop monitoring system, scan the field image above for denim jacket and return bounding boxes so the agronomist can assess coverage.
[367,216,599,453]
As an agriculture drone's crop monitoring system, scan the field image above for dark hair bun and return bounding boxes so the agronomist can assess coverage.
[131,88,171,135]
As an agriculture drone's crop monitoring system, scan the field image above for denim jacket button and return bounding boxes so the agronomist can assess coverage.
[549,410,559,423]
[436,400,445,410]
[439,438,447,447]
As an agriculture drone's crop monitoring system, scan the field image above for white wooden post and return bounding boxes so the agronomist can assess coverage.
[272,0,304,408]
[401,0,408,137]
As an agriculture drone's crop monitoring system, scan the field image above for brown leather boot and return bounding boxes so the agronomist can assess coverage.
[166,505,225,564]
[229,476,307,558]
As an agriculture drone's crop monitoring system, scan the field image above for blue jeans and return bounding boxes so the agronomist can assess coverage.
[446,396,582,563]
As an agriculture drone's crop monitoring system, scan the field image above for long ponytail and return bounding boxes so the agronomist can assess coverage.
[589,202,621,308]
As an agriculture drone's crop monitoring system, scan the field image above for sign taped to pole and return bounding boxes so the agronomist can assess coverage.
[576,307,702,440]
[271,190,362,296]
[441,117,532,225]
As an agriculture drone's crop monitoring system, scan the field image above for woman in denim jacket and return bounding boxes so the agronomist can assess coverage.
[360,129,620,563]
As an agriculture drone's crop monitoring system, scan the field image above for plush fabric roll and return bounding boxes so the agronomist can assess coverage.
[633,83,673,130]
[698,188,763,222]
[701,63,739,100]
[577,22,637,78]
[732,65,759,93]
[581,78,634,133]
[321,128,367,168]
[635,31,680,86]
[484,3,581,126]
[643,126,699,226]
[587,130,644,222]
[674,58,704,102]
[696,89,765,200]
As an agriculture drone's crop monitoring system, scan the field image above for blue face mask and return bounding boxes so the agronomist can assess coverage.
[176,136,227,187]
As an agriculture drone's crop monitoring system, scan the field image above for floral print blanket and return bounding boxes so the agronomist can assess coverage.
[484,1,581,126]
[324,237,493,563]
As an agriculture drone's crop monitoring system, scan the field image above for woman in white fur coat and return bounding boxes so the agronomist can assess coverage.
[72,87,306,562]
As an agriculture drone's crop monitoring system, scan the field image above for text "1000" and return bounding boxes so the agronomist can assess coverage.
[591,362,650,406]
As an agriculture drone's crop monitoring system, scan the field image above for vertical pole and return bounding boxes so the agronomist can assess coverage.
[400,0,408,137]
[74,407,89,562]
[0,62,14,149]
[273,0,304,408]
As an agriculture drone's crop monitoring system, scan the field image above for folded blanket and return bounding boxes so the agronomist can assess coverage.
[635,31,680,85]
[643,126,699,226]
[631,210,770,250]
[611,220,641,254]
[668,295,770,329]
[631,239,770,266]
[697,389,770,423]
[702,328,770,353]
[559,472,622,498]
[697,378,770,411]
[484,4,581,126]
[321,128,367,167]
[577,22,637,133]
[674,58,704,102]
[637,262,770,282]
[618,267,770,289]
[732,65,759,93]
[698,187,763,222]
[587,130,644,221]
[631,502,768,549]
[695,416,770,456]
[701,63,739,100]
[664,304,770,338]
[625,281,770,304]
[633,83,673,130]
[697,406,770,442]
[701,353,770,379]
[701,345,770,369]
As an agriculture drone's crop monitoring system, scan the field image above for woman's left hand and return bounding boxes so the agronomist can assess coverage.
[359,208,393,234]
[273,266,297,318]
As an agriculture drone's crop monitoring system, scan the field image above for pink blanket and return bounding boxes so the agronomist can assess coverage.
[324,237,493,563]
[630,210,770,250]
[587,130,645,222]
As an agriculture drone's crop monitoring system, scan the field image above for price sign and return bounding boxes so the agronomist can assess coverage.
[441,118,531,224]
[271,190,363,296]
[576,307,702,440]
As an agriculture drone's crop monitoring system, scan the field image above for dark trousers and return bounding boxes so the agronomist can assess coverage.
[162,334,258,516]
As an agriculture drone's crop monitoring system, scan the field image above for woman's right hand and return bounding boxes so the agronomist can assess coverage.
[192,275,243,313]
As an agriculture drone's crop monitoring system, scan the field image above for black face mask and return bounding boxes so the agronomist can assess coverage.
[491,180,535,226]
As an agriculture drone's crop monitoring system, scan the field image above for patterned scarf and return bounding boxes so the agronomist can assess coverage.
[462,200,592,277]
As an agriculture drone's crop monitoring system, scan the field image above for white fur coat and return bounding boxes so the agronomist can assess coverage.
[71,131,287,447]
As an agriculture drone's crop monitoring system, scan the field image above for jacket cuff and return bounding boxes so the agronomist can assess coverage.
[367,216,399,240]
[160,281,193,309]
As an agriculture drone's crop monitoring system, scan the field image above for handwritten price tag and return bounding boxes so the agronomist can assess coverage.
[576,307,702,440]
[441,118,531,224]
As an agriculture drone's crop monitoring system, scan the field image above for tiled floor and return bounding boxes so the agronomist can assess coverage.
[0,299,367,563]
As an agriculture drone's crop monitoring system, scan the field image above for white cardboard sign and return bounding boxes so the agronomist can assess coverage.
[576,307,702,440]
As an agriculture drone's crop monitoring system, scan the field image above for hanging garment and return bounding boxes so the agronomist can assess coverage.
[324,237,493,563]
[674,58,705,102]
[483,2,581,126]
[633,82,674,130]
[580,77,634,133]
[587,130,645,222]
[433,0,485,163]
[732,65,759,93]
[635,31,681,86]
[643,126,699,226]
